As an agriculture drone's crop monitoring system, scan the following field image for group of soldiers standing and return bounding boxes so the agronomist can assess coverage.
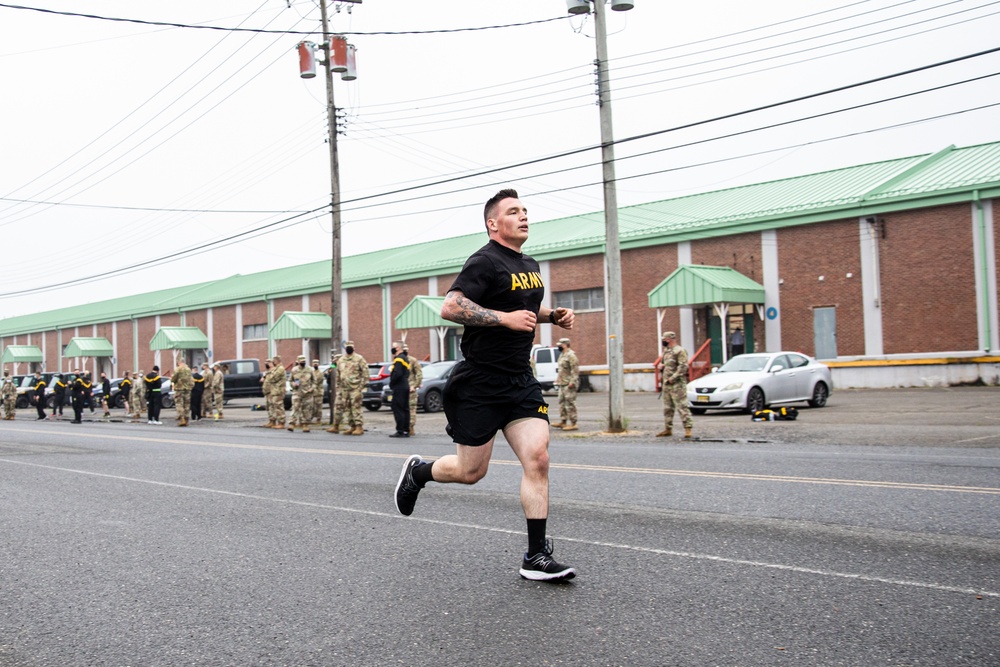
[548,332,694,439]
[257,340,373,435]
[129,360,225,426]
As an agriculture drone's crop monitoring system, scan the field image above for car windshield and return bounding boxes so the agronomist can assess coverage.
[717,355,770,372]
[422,362,454,380]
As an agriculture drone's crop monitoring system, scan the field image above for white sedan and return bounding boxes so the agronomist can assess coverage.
[687,352,832,414]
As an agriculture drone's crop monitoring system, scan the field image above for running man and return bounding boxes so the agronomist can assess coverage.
[394,188,577,581]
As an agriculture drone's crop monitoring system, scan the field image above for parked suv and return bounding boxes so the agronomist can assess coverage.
[364,362,390,411]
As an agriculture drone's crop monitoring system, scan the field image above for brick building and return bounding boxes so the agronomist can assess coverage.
[3,141,999,388]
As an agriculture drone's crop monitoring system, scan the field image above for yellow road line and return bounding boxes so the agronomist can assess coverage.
[5,427,999,495]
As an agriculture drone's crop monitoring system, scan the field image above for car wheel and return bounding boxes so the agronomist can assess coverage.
[365,402,381,412]
[161,394,175,409]
[690,407,707,415]
[808,381,829,408]
[745,387,765,414]
[114,394,125,409]
[423,389,443,413]
[16,397,28,409]
[46,396,56,409]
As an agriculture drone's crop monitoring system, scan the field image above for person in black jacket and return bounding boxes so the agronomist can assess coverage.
[388,342,410,438]
[119,372,133,418]
[51,373,68,418]
[191,368,204,421]
[144,366,163,425]
[71,371,86,423]
[31,371,47,420]
[99,372,111,417]
[81,372,94,414]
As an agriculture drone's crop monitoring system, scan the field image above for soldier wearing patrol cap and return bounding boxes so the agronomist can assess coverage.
[336,340,368,436]
[210,362,225,419]
[310,359,325,424]
[657,331,692,438]
[552,337,579,431]
[266,356,288,429]
[288,355,314,432]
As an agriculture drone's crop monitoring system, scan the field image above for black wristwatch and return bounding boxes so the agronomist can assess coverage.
[548,310,557,324]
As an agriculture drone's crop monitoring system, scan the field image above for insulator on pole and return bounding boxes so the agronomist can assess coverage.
[341,44,357,81]
[297,41,316,79]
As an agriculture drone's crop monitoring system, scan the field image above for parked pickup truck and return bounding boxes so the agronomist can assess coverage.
[531,345,562,391]
[215,359,265,400]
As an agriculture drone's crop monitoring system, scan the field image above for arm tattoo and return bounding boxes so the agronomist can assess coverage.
[450,293,502,327]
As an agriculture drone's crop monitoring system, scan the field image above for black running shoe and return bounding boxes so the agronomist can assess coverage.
[394,454,423,516]
[519,538,576,581]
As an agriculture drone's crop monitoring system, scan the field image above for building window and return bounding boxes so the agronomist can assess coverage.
[553,287,604,312]
[243,323,268,341]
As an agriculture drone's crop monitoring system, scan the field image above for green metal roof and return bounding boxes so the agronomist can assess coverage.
[270,311,332,340]
[3,140,1000,337]
[149,327,209,350]
[648,266,765,308]
[64,337,114,357]
[394,296,459,330]
[1,345,43,363]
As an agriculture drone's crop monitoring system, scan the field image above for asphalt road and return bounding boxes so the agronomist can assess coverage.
[1,388,997,666]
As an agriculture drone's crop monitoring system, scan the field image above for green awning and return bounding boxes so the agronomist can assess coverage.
[1,344,43,364]
[648,265,765,308]
[64,337,114,357]
[394,296,460,330]
[149,326,209,350]
[270,311,332,340]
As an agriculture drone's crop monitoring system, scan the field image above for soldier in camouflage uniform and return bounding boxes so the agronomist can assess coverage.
[172,357,194,427]
[552,337,579,431]
[201,363,215,418]
[657,331,693,438]
[288,355,314,432]
[324,355,344,433]
[268,356,287,429]
[1,370,16,420]
[404,346,422,435]
[260,358,275,427]
[311,359,325,424]
[210,363,225,419]
[337,340,368,436]
[132,369,147,418]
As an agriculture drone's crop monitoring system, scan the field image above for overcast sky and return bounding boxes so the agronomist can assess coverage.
[1,0,998,319]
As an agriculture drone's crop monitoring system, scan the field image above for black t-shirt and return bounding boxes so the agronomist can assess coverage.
[448,239,544,375]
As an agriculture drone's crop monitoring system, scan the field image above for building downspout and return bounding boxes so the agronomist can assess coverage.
[974,192,994,353]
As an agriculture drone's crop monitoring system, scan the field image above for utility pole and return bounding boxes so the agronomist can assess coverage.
[320,0,344,375]
[298,0,360,424]
[567,0,633,431]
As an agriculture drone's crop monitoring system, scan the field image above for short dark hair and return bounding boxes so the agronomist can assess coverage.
[483,188,519,225]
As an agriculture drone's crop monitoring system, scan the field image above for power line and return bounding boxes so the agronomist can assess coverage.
[2,51,995,298]
[0,206,329,298]
[0,3,570,36]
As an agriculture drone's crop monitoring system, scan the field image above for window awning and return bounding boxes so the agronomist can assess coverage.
[394,296,460,330]
[647,265,765,308]
[149,326,209,350]
[270,311,332,340]
[64,337,114,357]
[1,344,43,364]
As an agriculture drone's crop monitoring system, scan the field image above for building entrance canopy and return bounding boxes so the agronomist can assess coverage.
[648,265,766,364]
[1,344,43,364]
[270,311,333,340]
[149,327,209,350]
[648,265,765,308]
[64,337,114,358]
[394,296,460,361]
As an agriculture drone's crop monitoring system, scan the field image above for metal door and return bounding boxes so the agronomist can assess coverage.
[813,307,838,360]
[708,315,723,364]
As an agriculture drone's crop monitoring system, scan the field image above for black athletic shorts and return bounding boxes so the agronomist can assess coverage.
[443,361,549,447]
